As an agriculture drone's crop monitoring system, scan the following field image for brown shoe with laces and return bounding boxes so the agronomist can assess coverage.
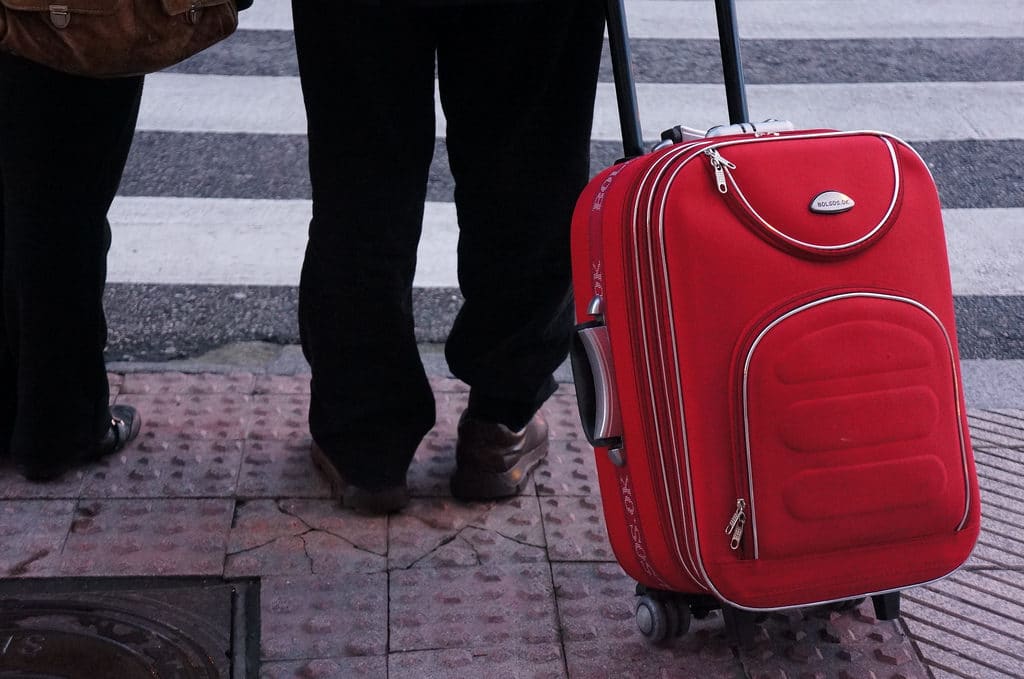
[310,442,409,515]
[450,412,549,500]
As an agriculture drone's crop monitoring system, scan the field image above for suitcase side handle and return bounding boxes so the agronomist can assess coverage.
[571,322,624,447]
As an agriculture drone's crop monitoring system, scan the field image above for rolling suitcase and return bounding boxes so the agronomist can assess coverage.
[569,0,982,643]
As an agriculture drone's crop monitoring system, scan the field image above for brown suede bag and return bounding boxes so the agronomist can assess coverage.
[0,0,238,77]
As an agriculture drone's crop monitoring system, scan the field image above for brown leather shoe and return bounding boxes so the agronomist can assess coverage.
[311,442,409,515]
[450,412,549,500]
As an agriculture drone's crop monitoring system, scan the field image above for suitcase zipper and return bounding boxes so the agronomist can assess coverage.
[725,498,747,551]
[704,148,736,194]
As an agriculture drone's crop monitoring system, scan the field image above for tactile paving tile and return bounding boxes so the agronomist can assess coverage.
[388,644,566,679]
[541,392,585,441]
[228,508,389,576]
[423,392,468,442]
[967,409,1024,448]
[80,439,243,498]
[550,562,654,644]
[902,571,1024,679]
[564,639,741,678]
[279,499,388,557]
[120,371,257,395]
[739,603,931,679]
[248,395,311,442]
[60,498,233,576]
[0,463,85,499]
[254,374,311,395]
[0,500,75,577]
[388,497,545,570]
[407,436,456,497]
[260,573,387,661]
[228,499,309,553]
[127,393,252,441]
[107,372,123,402]
[237,439,331,499]
[539,496,614,562]
[535,439,599,496]
[259,656,386,679]
[429,376,469,394]
[389,564,558,652]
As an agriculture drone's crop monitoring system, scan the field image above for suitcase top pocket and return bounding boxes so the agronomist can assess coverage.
[704,132,908,258]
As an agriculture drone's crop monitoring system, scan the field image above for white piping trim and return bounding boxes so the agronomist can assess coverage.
[741,292,973,560]
[717,137,901,252]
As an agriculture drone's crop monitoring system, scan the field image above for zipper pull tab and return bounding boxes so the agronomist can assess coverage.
[704,148,736,194]
[729,514,747,551]
[725,499,746,535]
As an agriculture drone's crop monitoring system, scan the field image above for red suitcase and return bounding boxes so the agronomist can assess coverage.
[570,0,981,642]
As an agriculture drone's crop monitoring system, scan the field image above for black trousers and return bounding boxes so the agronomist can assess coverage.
[292,0,605,488]
[0,53,143,468]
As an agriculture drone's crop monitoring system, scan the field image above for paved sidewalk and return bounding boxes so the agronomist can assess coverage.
[1,369,1022,678]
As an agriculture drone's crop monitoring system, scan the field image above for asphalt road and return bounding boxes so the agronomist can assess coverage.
[104,0,1024,398]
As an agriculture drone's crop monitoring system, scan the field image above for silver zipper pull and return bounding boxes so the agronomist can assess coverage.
[704,148,736,194]
[729,515,747,551]
[725,499,746,535]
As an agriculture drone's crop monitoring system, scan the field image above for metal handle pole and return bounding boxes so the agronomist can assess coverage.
[714,0,749,124]
[605,0,645,158]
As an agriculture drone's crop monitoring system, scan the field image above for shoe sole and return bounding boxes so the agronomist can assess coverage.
[450,437,549,501]
[310,444,409,514]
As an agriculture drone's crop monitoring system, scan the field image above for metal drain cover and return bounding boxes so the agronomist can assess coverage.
[0,578,258,678]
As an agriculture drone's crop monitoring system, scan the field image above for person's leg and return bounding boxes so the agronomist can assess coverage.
[437,0,605,498]
[439,0,605,429]
[0,53,143,478]
[0,172,10,459]
[292,0,438,496]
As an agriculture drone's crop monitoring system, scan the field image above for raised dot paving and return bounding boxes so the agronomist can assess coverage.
[3,371,1021,677]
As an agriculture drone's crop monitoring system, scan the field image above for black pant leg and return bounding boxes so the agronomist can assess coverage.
[292,0,439,487]
[437,0,605,429]
[0,53,143,467]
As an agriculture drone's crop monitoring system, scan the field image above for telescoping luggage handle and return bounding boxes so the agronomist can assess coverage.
[606,0,751,159]
[573,0,757,450]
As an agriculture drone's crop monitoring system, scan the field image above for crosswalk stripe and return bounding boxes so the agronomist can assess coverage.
[106,198,1024,296]
[137,74,1024,142]
[238,0,1024,39]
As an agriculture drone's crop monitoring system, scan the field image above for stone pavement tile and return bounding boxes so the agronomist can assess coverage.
[226,499,388,577]
[902,570,1024,679]
[564,639,741,679]
[540,496,615,562]
[389,645,566,679]
[965,496,1024,568]
[424,392,468,443]
[60,498,233,576]
[535,439,599,496]
[80,438,243,498]
[254,374,311,395]
[259,656,386,679]
[260,573,387,661]
[967,409,1024,448]
[0,500,75,577]
[249,394,311,442]
[120,371,257,395]
[429,376,469,393]
[237,439,331,499]
[108,372,123,401]
[740,603,930,679]
[541,392,585,441]
[388,497,545,569]
[551,562,655,645]
[128,393,252,441]
[407,436,456,497]
[389,564,558,651]
[0,464,84,499]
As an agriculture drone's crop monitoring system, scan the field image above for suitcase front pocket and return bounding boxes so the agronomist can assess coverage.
[734,292,971,561]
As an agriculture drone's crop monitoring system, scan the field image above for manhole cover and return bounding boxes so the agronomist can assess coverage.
[0,577,258,678]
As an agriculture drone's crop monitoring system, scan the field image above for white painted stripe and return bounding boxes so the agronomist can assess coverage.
[237,0,1024,38]
[138,74,1024,142]
[628,1,1024,39]
[107,199,1024,296]
[106,198,458,288]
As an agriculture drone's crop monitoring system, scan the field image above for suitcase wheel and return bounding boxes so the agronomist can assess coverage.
[635,591,691,644]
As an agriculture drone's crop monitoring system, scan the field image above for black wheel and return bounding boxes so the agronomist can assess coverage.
[667,597,691,637]
[635,595,670,643]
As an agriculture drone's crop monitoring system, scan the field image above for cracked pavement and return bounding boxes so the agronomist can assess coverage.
[2,370,1020,678]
